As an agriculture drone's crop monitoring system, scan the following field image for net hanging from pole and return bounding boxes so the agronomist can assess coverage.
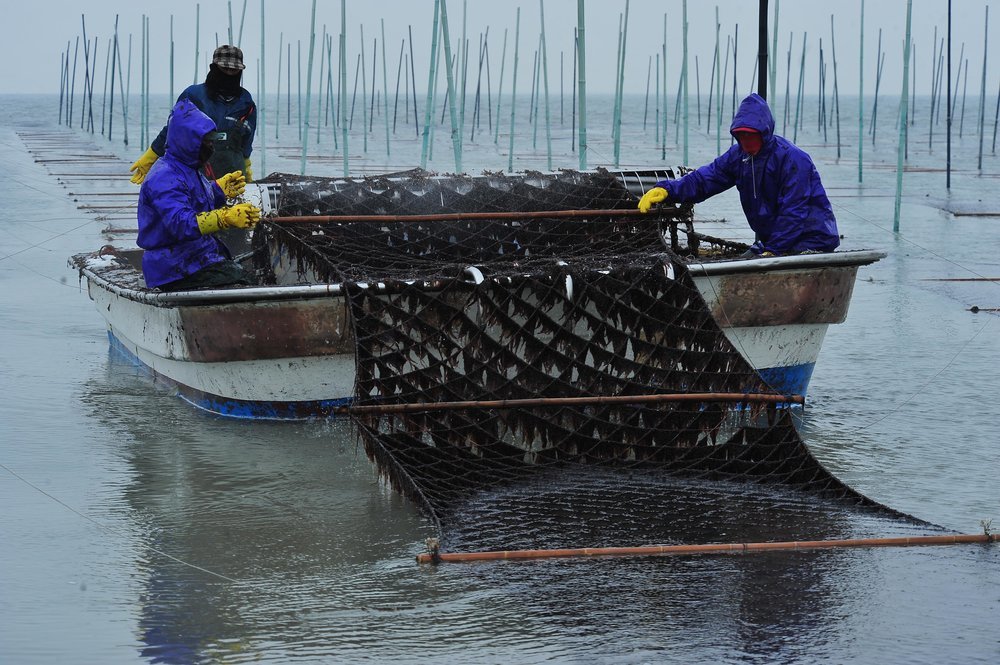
[251,170,919,553]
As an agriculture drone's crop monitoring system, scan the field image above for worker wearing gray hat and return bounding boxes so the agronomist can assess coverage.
[130,44,257,186]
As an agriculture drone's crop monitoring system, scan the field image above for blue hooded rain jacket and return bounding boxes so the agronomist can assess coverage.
[655,93,839,256]
[137,99,228,289]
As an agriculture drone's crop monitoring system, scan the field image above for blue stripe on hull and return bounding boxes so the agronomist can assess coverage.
[756,362,816,399]
[107,332,816,419]
[107,332,353,420]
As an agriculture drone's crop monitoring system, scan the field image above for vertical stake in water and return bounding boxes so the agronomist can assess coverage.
[947,0,952,188]
[493,27,508,145]
[714,5,720,155]
[507,7,521,173]
[259,0,266,179]
[439,0,462,173]
[276,33,283,139]
[683,0,689,164]
[770,0,779,101]
[858,0,864,183]
[661,14,667,159]
[360,25,368,153]
[978,6,989,172]
[421,0,442,169]
[193,4,200,85]
[341,0,350,175]
[830,14,842,159]
[299,0,317,176]
[893,0,913,233]
[539,0,553,171]
[577,0,587,170]
[613,1,629,169]
[169,15,174,102]
[793,32,806,143]
[382,19,391,157]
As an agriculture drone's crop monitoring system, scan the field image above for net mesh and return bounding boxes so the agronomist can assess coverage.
[252,170,913,552]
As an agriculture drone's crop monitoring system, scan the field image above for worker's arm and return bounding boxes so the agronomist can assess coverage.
[658,146,741,204]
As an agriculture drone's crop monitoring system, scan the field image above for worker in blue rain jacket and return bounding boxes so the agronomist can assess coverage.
[638,93,840,258]
[137,98,261,291]
[130,45,257,184]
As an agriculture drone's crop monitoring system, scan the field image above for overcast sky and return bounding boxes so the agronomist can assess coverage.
[6,0,997,98]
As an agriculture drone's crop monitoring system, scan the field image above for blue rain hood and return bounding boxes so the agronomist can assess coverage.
[137,99,228,289]
[164,99,217,168]
[729,93,775,145]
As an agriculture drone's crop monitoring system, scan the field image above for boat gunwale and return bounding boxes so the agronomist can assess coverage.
[76,248,887,307]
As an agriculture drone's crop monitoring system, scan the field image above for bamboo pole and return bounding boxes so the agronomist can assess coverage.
[494,28,508,145]
[560,51,564,125]
[507,8,522,172]
[360,25,368,152]
[417,533,999,565]
[101,36,110,137]
[458,0,469,144]
[930,28,939,148]
[613,3,629,169]
[947,3,953,188]
[393,39,405,133]
[317,24,326,143]
[693,55,699,126]
[298,41,303,139]
[272,207,693,224]
[298,0,317,176]
[485,35,493,132]
[276,33,283,139]
[340,0,350,175]
[439,0,463,173]
[59,49,66,125]
[858,0,864,183]
[237,0,247,48]
[288,42,292,125]
[571,28,577,151]
[714,5,720,155]
[660,14,666,159]
[682,0,689,163]
[960,56,969,138]
[342,391,802,416]
[577,0,587,170]
[228,1,233,45]
[259,0,265,178]
[831,15,841,159]
[382,19,391,156]
[70,37,79,131]
[109,19,118,141]
[409,25,420,137]
[870,31,884,145]
[793,32,806,143]
[193,3,200,85]
[540,0,552,171]
[893,0,913,234]
[421,0,442,169]
[770,0,779,101]
[978,6,989,172]
[137,18,143,143]
[168,15,174,102]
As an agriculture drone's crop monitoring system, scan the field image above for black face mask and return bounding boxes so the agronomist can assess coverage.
[198,137,216,166]
[205,63,242,98]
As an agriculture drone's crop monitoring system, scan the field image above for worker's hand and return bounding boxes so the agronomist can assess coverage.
[637,186,668,213]
[244,158,254,182]
[196,203,261,235]
[216,171,246,198]
[129,146,160,185]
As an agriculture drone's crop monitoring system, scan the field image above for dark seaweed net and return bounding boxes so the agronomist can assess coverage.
[252,170,916,552]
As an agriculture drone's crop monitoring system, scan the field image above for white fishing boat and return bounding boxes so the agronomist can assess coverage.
[72,171,884,419]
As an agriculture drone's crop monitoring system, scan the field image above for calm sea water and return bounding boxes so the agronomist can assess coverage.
[1,92,998,664]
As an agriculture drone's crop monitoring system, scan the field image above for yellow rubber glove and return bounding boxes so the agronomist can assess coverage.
[216,171,247,198]
[637,186,668,213]
[196,203,261,235]
[243,158,254,182]
[129,146,160,185]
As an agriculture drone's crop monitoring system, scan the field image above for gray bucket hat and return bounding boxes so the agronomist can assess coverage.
[212,45,245,71]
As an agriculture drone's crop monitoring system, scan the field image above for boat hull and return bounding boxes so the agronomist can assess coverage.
[80,250,884,419]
